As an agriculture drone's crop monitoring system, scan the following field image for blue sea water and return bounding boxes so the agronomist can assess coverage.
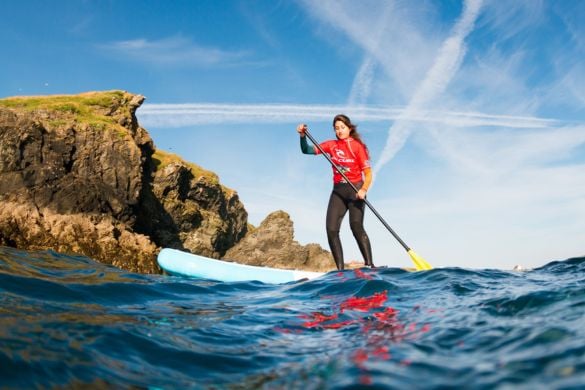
[1,246,584,389]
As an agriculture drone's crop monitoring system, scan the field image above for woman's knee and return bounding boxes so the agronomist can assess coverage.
[326,228,340,240]
[349,221,365,235]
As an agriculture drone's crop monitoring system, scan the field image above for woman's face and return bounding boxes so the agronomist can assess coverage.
[334,120,351,140]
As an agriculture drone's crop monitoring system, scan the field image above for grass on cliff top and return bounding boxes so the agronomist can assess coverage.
[0,91,126,110]
[153,149,222,186]
[0,91,129,133]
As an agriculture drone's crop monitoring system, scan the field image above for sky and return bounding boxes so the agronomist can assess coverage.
[2,0,584,270]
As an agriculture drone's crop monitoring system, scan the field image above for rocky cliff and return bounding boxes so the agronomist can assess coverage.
[0,91,332,273]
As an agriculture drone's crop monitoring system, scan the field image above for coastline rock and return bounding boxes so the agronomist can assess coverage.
[0,201,157,273]
[0,94,148,221]
[142,155,248,258]
[0,91,331,273]
[223,211,333,272]
[0,91,158,272]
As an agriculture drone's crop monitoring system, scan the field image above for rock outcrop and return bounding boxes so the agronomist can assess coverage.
[143,152,248,258]
[223,211,333,272]
[0,91,332,273]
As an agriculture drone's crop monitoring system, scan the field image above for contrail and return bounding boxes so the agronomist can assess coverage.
[348,57,376,106]
[137,102,558,129]
[347,3,393,106]
[373,0,484,176]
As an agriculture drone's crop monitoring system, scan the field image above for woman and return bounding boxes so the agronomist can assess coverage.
[297,114,374,270]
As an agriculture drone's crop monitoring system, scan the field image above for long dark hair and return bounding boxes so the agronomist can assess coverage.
[333,114,370,158]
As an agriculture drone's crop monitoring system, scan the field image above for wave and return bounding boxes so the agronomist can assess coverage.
[1,246,584,388]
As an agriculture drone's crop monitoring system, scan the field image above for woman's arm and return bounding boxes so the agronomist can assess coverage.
[300,134,316,154]
[357,168,372,199]
[297,123,316,154]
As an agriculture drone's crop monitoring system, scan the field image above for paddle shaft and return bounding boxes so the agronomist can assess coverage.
[303,129,411,252]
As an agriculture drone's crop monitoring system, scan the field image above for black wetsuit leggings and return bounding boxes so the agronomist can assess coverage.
[326,182,374,270]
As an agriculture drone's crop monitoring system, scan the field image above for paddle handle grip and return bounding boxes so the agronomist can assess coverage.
[303,129,411,252]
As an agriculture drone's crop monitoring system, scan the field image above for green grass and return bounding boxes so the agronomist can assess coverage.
[0,91,125,111]
[0,91,129,135]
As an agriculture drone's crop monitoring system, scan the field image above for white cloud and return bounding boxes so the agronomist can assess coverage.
[98,35,252,67]
[373,0,484,176]
[560,6,585,51]
[479,0,546,42]
[348,57,376,106]
[300,0,441,100]
[424,125,585,176]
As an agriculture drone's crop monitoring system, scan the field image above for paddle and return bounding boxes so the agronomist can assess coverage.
[303,129,433,271]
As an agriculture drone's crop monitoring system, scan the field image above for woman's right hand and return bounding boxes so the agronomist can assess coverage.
[297,123,307,136]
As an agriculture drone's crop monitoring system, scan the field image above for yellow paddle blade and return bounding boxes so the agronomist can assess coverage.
[408,249,433,271]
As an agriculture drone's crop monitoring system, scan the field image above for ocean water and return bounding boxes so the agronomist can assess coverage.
[1,246,584,389]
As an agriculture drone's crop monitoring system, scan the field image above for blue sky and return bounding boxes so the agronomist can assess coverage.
[3,0,584,269]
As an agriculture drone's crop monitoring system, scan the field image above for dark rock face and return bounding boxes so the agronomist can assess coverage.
[223,211,333,272]
[0,92,159,272]
[0,91,331,273]
[140,161,248,258]
[0,94,148,220]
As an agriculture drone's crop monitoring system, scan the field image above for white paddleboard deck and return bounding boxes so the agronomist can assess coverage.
[158,248,325,284]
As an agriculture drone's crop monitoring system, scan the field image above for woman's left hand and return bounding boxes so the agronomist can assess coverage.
[356,189,367,200]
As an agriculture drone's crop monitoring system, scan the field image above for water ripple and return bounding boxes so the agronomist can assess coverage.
[1,246,584,388]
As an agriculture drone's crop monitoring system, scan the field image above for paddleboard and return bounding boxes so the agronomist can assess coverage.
[157,248,325,284]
